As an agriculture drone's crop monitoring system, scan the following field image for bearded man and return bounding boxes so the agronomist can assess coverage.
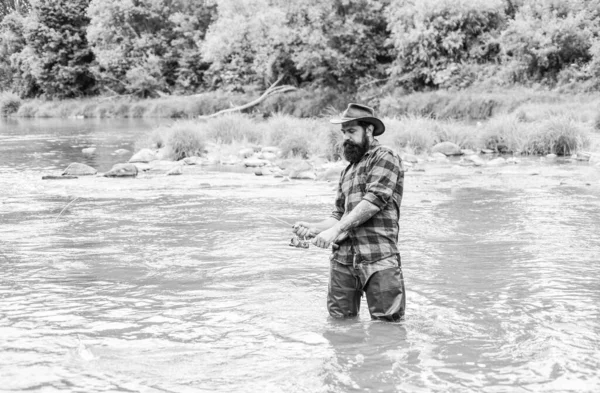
[293,103,406,321]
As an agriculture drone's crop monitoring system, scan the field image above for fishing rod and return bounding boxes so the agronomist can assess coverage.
[223,196,338,250]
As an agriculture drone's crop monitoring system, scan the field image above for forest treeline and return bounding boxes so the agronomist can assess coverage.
[2,0,600,99]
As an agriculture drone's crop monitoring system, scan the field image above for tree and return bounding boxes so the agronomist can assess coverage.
[387,0,505,89]
[202,0,392,90]
[500,0,596,83]
[0,0,31,21]
[0,12,27,92]
[12,0,96,98]
[87,0,216,96]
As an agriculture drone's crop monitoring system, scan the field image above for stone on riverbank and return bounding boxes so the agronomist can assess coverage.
[62,163,97,176]
[238,148,255,159]
[104,163,138,177]
[243,158,271,167]
[42,175,78,180]
[258,152,278,160]
[576,152,592,161]
[167,165,183,176]
[291,171,317,180]
[432,142,462,156]
[487,157,506,166]
[461,155,485,166]
[401,153,419,164]
[129,148,157,163]
[317,164,344,181]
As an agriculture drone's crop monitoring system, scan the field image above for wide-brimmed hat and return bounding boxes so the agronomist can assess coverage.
[330,103,385,136]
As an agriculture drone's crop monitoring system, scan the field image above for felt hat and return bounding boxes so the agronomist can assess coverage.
[329,103,385,136]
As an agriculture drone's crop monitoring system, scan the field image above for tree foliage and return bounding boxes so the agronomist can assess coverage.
[0,0,31,20]
[12,0,96,98]
[202,0,392,90]
[6,0,600,98]
[87,0,215,96]
[387,0,506,89]
[500,0,598,83]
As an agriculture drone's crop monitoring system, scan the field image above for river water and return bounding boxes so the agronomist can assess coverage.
[1,118,600,393]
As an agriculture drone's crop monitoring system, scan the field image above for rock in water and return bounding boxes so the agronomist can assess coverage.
[128,148,157,163]
[167,165,183,176]
[461,155,485,166]
[183,156,203,165]
[432,142,462,156]
[291,171,317,180]
[42,175,78,180]
[487,157,506,166]
[401,153,419,164]
[243,158,270,167]
[114,148,130,155]
[238,148,255,159]
[82,147,96,154]
[63,163,97,176]
[576,152,592,161]
[104,163,138,177]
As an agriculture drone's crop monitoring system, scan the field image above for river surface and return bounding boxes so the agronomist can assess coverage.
[1,118,600,393]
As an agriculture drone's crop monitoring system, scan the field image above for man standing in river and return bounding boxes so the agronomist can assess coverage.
[293,103,406,321]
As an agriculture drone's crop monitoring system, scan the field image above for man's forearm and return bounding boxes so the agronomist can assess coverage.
[312,217,341,234]
[335,200,379,233]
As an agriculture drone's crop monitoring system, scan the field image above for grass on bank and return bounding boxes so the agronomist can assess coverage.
[136,111,594,162]
[8,88,600,128]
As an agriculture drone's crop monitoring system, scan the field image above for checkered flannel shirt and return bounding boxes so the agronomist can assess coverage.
[331,140,404,265]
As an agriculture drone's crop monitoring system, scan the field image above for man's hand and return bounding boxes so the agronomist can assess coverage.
[312,225,342,249]
[292,221,318,238]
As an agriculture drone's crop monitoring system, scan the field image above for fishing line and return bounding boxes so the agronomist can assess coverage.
[55,196,81,221]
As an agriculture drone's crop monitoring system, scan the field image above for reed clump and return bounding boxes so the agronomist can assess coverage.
[0,92,22,116]
[137,110,594,162]
[526,115,591,155]
[166,121,207,160]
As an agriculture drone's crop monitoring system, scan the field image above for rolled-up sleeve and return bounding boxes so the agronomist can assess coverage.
[331,171,346,221]
[363,150,400,210]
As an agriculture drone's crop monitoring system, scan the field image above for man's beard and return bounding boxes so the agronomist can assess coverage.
[343,134,370,163]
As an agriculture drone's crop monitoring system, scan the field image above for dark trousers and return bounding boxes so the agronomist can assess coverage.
[327,259,406,322]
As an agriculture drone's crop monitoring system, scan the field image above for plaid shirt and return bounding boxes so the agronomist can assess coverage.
[331,140,404,265]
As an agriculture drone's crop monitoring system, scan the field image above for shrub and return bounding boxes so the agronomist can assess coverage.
[16,101,38,117]
[0,92,22,116]
[526,115,591,155]
[205,113,262,144]
[379,116,437,154]
[434,122,478,149]
[478,114,528,153]
[166,122,207,160]
[135,127,166,151]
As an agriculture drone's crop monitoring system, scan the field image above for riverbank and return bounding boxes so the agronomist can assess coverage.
[3,88,600,123]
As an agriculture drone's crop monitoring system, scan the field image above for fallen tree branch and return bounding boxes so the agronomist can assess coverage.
[197,77,296,119]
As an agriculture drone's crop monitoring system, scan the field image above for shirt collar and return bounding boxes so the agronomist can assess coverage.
[363,139,380,158]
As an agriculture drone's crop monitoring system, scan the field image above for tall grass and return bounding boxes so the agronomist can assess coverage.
[166,122,207,160]
[136,111,595,162]
[526,115,591,155]
[204,113,262,144]
[478,114,529,153]
[379,116,478,153]
[0,92,22,116]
